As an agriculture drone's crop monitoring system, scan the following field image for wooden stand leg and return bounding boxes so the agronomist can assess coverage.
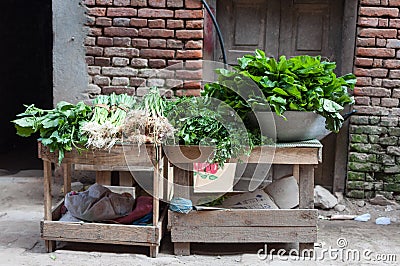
[96,171,112,185]
[150,246,159,258]
[174,242,191,256]
[43,160,56,252]
[299,165,315,254]
[299,243,314,257]
[63,163,72,195]
[119,171,133,187]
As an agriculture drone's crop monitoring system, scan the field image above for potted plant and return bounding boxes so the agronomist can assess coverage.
[203,50,356,142]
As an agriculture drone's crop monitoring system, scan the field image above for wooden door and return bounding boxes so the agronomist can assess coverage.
[214,0,357,191]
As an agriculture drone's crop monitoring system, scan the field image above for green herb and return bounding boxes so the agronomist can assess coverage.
[139,86,166,117]
[12,101,92,163]
[204,50,356,133]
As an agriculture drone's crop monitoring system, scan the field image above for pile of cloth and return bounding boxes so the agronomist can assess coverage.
[60,183,153,225]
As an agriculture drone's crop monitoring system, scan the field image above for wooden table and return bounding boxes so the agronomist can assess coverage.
[38,142,167,258]
[166,140,322,256]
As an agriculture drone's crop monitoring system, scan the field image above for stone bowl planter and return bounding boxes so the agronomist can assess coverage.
[250,111,330,142]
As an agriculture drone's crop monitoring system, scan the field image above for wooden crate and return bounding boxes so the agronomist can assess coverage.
[38,142,167,257]
[166,141,322,256]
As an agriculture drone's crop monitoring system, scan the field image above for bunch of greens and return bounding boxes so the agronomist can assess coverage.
[165,96,250,167]
[204,50,356,132]
[12,101,92,163]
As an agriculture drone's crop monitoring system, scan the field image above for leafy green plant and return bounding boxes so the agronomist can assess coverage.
[12,101,92,163]
[204,50,356,132]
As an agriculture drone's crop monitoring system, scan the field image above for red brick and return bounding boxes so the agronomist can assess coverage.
[86,16,96,26]
[389,69,400,78]
[353,87,391,97]
[176,30,203,39]
[186,20,203,29]
[355,58,373,67]
[83,0,96,5]
[183,81,202,90]
[167,0,183,7]
[356,47,395,58]
[393,88,400,98]
[381,98,399,107]
[148,19,166,28]
[359,28,397,38]
[356,77,372,86]
[358,17,378,27]
[185,40,203,49]
[86,46,104,56]
[185,60,202,69]
[167,39,184,48]
[139,28,174,38]
[104,27,138,37]
[103,86,136,96]
[131,58,148,68]
[185,0,203,8]
[389,18,400,28]
[373,59,383,67]
[140,49,175,59]
[372,78,383,86]
[104,47,139,57]
[357,37,375,46]
[130,77,147,87]
[96,17,112,26]
[87,7,107,17]
[377,38,387,47]
[360,0,380,4]
[354,67,388,77]
[175,89,201,97]
[167,19,184,29]
[355,106,389,115]
[89,28,103,37]
[107,8,137,17]
[378,18,389,27]
[114,0,130,6]
[387,39,400,48]
[113,18,131,26]
[130,18,147,27]
[176,49,203,59]
[389,0,400,6]
[130,0,147,7]
[86,56,95,65]
[113,37,131,46]
[85,37,96,46]
[371,97,380,106]
[138,8,174,18]
[149,59,167,68]
[168,60,184,67]
[382,79,400,87]
[383,59,400,68]
[149,0,166,7]
[132,38,149,48]
[95,57,111,66]
[176,69,202,79]
[175,10,203,19]
[355,96,370,105]
[360,7,399,17]
[149,39,167,48]
[96,0,112,5]
[97,37,114,46]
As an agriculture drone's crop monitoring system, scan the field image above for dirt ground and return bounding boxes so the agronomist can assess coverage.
[0,170,399,266]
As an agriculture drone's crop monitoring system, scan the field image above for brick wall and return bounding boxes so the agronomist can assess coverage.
[348,0,400,200]
[83,0,204,98]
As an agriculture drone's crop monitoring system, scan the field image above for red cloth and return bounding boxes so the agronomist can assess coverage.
[112,196,153,224]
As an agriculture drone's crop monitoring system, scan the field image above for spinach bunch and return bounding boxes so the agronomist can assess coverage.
[12,101,92,163]
[204,50,356,133]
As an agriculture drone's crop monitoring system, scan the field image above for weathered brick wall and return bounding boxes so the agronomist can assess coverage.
[348,0,400,200]
[83,0,204,98]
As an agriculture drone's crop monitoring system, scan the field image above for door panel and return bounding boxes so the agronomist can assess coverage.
[216,0,280,64]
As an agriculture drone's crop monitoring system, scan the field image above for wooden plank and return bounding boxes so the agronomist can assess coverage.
[164,145,215,164]
[38,143,157,167]
[43,160,52,221]
[293,164,300,184]
[149,246,159,258]
[173,164,192,199]
[75,164,153,172]
[174,242,191,256]
[153,158,160,228]
[171,226,317,243]
[63,163,72,195]
[169,209,317,227]
[41,221,159,244]
[96,171,111,185]
[299,165,315,209]
[119,172,133,187]
[51,200,64,221]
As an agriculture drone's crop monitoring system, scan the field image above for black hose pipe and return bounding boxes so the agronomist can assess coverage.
[200,0,228,65]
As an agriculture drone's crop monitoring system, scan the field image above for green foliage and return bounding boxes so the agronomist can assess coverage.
[139,86,167,117]
[165,97,250,167]
[12,101,92,163]
[204,50,356,133]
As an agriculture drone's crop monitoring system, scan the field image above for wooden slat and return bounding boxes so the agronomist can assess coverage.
[41,221,159,244]
[169,209,317,227]
[43,160,52,221]
[171,226,317,243]
[63,164,72,195]
[51,200,64,221]
[74,164,153,172]
[164,145,215,163]
[119,172,133,187]
[38,142,158,167]
[96,171,111,185]
[299,165,315,209]
[174,242,191,256]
